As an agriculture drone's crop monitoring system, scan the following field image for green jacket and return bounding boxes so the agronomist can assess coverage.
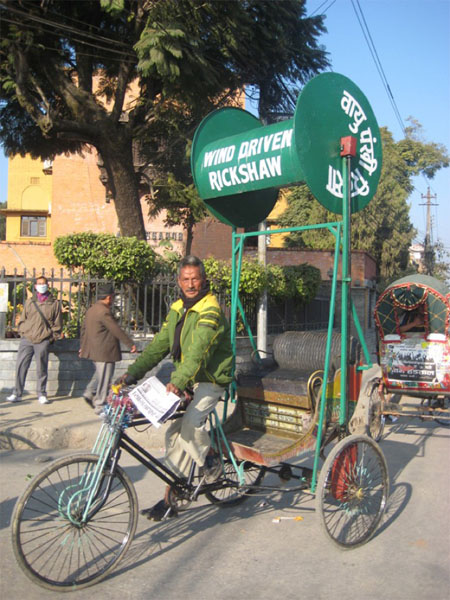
[127,292,233,391]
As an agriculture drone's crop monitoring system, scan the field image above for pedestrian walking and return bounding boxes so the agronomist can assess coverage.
[79,283,137,415]
[6,275,62,405]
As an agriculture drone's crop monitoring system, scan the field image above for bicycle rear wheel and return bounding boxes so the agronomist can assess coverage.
[316,435,389,548]
[11,453,138,591]
[205,459,265,506]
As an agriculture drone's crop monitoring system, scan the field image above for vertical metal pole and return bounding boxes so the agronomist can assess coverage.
[230,227,238,359]
[340,154,352,431]
[257,220,267,356]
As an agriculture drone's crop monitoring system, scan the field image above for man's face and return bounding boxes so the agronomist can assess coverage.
[178,266,204,299]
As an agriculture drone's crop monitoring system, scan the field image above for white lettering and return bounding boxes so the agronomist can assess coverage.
[248,138,259,156]
[340,90,367,134]
[341,90,358,117]
[229,166,240,186]
[281,129,293,148]
[204,146,235,167]
[238,163,250,184]
[247,161,259,181]
[207,155,284,193]
[359,127,378,176]
[259,158,270,179]
[209,171,222,191]
[222,168,231,186]
[238,141,249,160]
[272,131,283,150]
[266,155,282,177]
[326,165,344,198]
[263,134,274,153]
[204,149,217,168]
[351,168,370,197]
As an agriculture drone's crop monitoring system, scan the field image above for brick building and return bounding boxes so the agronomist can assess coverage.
[0,151,184,273]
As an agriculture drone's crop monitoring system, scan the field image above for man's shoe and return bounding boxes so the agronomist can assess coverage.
[202,455,222,483]
[6,394,21,403]
[94,404,105,415]
[38,395,49,404]
[140,499,175,521]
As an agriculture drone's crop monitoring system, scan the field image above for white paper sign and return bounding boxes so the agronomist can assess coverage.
[129,376,180,428]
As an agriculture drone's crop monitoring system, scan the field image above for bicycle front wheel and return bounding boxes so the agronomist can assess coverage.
[11,453,138,591]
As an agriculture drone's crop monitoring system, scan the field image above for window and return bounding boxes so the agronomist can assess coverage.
[30,177,40,185]
[21,216,47,237]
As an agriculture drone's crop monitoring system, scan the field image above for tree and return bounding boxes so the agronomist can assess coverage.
[0,0,328,243]
[278,124,449,284]
[53,232,156,282]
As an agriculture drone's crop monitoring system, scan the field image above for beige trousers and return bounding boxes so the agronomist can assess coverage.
[164,382,225,478]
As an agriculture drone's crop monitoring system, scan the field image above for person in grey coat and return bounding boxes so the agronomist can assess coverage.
[6,275,62,405]
[79,283,137,414]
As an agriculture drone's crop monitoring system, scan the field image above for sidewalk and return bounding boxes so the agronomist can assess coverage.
[0,393,166,452]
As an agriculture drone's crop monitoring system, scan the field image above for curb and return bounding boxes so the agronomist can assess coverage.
[0,395,166,452]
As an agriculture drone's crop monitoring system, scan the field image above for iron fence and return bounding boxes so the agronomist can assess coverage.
[0,267,329,338]
[0,267,178,338]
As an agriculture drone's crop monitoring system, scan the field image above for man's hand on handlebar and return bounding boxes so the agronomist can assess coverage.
[166,383,193,410]
[166,382,181,396]
[114,373,138,386]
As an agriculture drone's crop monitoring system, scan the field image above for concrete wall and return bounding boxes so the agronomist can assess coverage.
[0,336,261,398]
[0,338,146,398]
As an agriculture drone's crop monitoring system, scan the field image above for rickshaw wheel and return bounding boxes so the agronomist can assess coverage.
[316,434,389,548]
[421,397,450,427]
[205,460,265,507]
[367,380,385,442]
[432,397,450,426]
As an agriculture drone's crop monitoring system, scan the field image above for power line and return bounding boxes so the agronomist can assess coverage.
[350,0,406,137]
[0,5,136,61]
[0,3,133,50]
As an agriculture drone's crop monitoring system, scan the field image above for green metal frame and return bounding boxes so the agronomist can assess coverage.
[229,191,373,492]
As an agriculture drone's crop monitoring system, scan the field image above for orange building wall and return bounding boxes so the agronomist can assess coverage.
[0,149,184,274]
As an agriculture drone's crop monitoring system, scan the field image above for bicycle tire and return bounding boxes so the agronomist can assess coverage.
[367,383,385,442]
[316,434,389,548]
[11,453,138,591]
[205,460,265,507]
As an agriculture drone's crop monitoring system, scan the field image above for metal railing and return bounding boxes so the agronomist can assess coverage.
[0,267,329,338]
[0,268,178,338]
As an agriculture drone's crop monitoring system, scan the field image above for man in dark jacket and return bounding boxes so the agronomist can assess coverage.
[80,283,136,415]
[122,255,233,520]
[7,275,62,405]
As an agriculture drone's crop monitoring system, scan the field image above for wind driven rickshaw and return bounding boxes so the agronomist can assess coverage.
[368,274,450,440]
[11,73,390,591]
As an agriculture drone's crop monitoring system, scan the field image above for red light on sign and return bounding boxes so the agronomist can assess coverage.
[340,136,357,157]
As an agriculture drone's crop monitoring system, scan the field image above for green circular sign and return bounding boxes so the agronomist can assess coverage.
[191,107,279,227]
[294,72,382,214]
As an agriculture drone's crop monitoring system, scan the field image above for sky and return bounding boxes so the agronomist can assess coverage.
[1,0,449,258]
[305,0,450,255]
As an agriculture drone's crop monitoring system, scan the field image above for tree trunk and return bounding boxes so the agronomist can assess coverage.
[100,137,147,240]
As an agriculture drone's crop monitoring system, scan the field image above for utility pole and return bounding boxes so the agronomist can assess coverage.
[257,220,267,356]
[420,187,438,275]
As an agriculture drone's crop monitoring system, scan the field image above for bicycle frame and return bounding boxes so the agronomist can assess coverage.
[59,398,248,525]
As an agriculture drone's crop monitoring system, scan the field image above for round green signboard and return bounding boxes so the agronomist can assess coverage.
[191,107,279,227]
[191,73,382,225]
[295,72,382,214]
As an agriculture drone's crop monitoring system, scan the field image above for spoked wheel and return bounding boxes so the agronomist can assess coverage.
[316,434,389,548]
[421,397,450,427]
[367,380,385,442]
[205,459,265,507]
[11,453,138,591]
[432,397,450,426]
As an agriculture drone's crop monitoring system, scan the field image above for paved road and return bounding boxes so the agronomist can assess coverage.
[0,417,449,600]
